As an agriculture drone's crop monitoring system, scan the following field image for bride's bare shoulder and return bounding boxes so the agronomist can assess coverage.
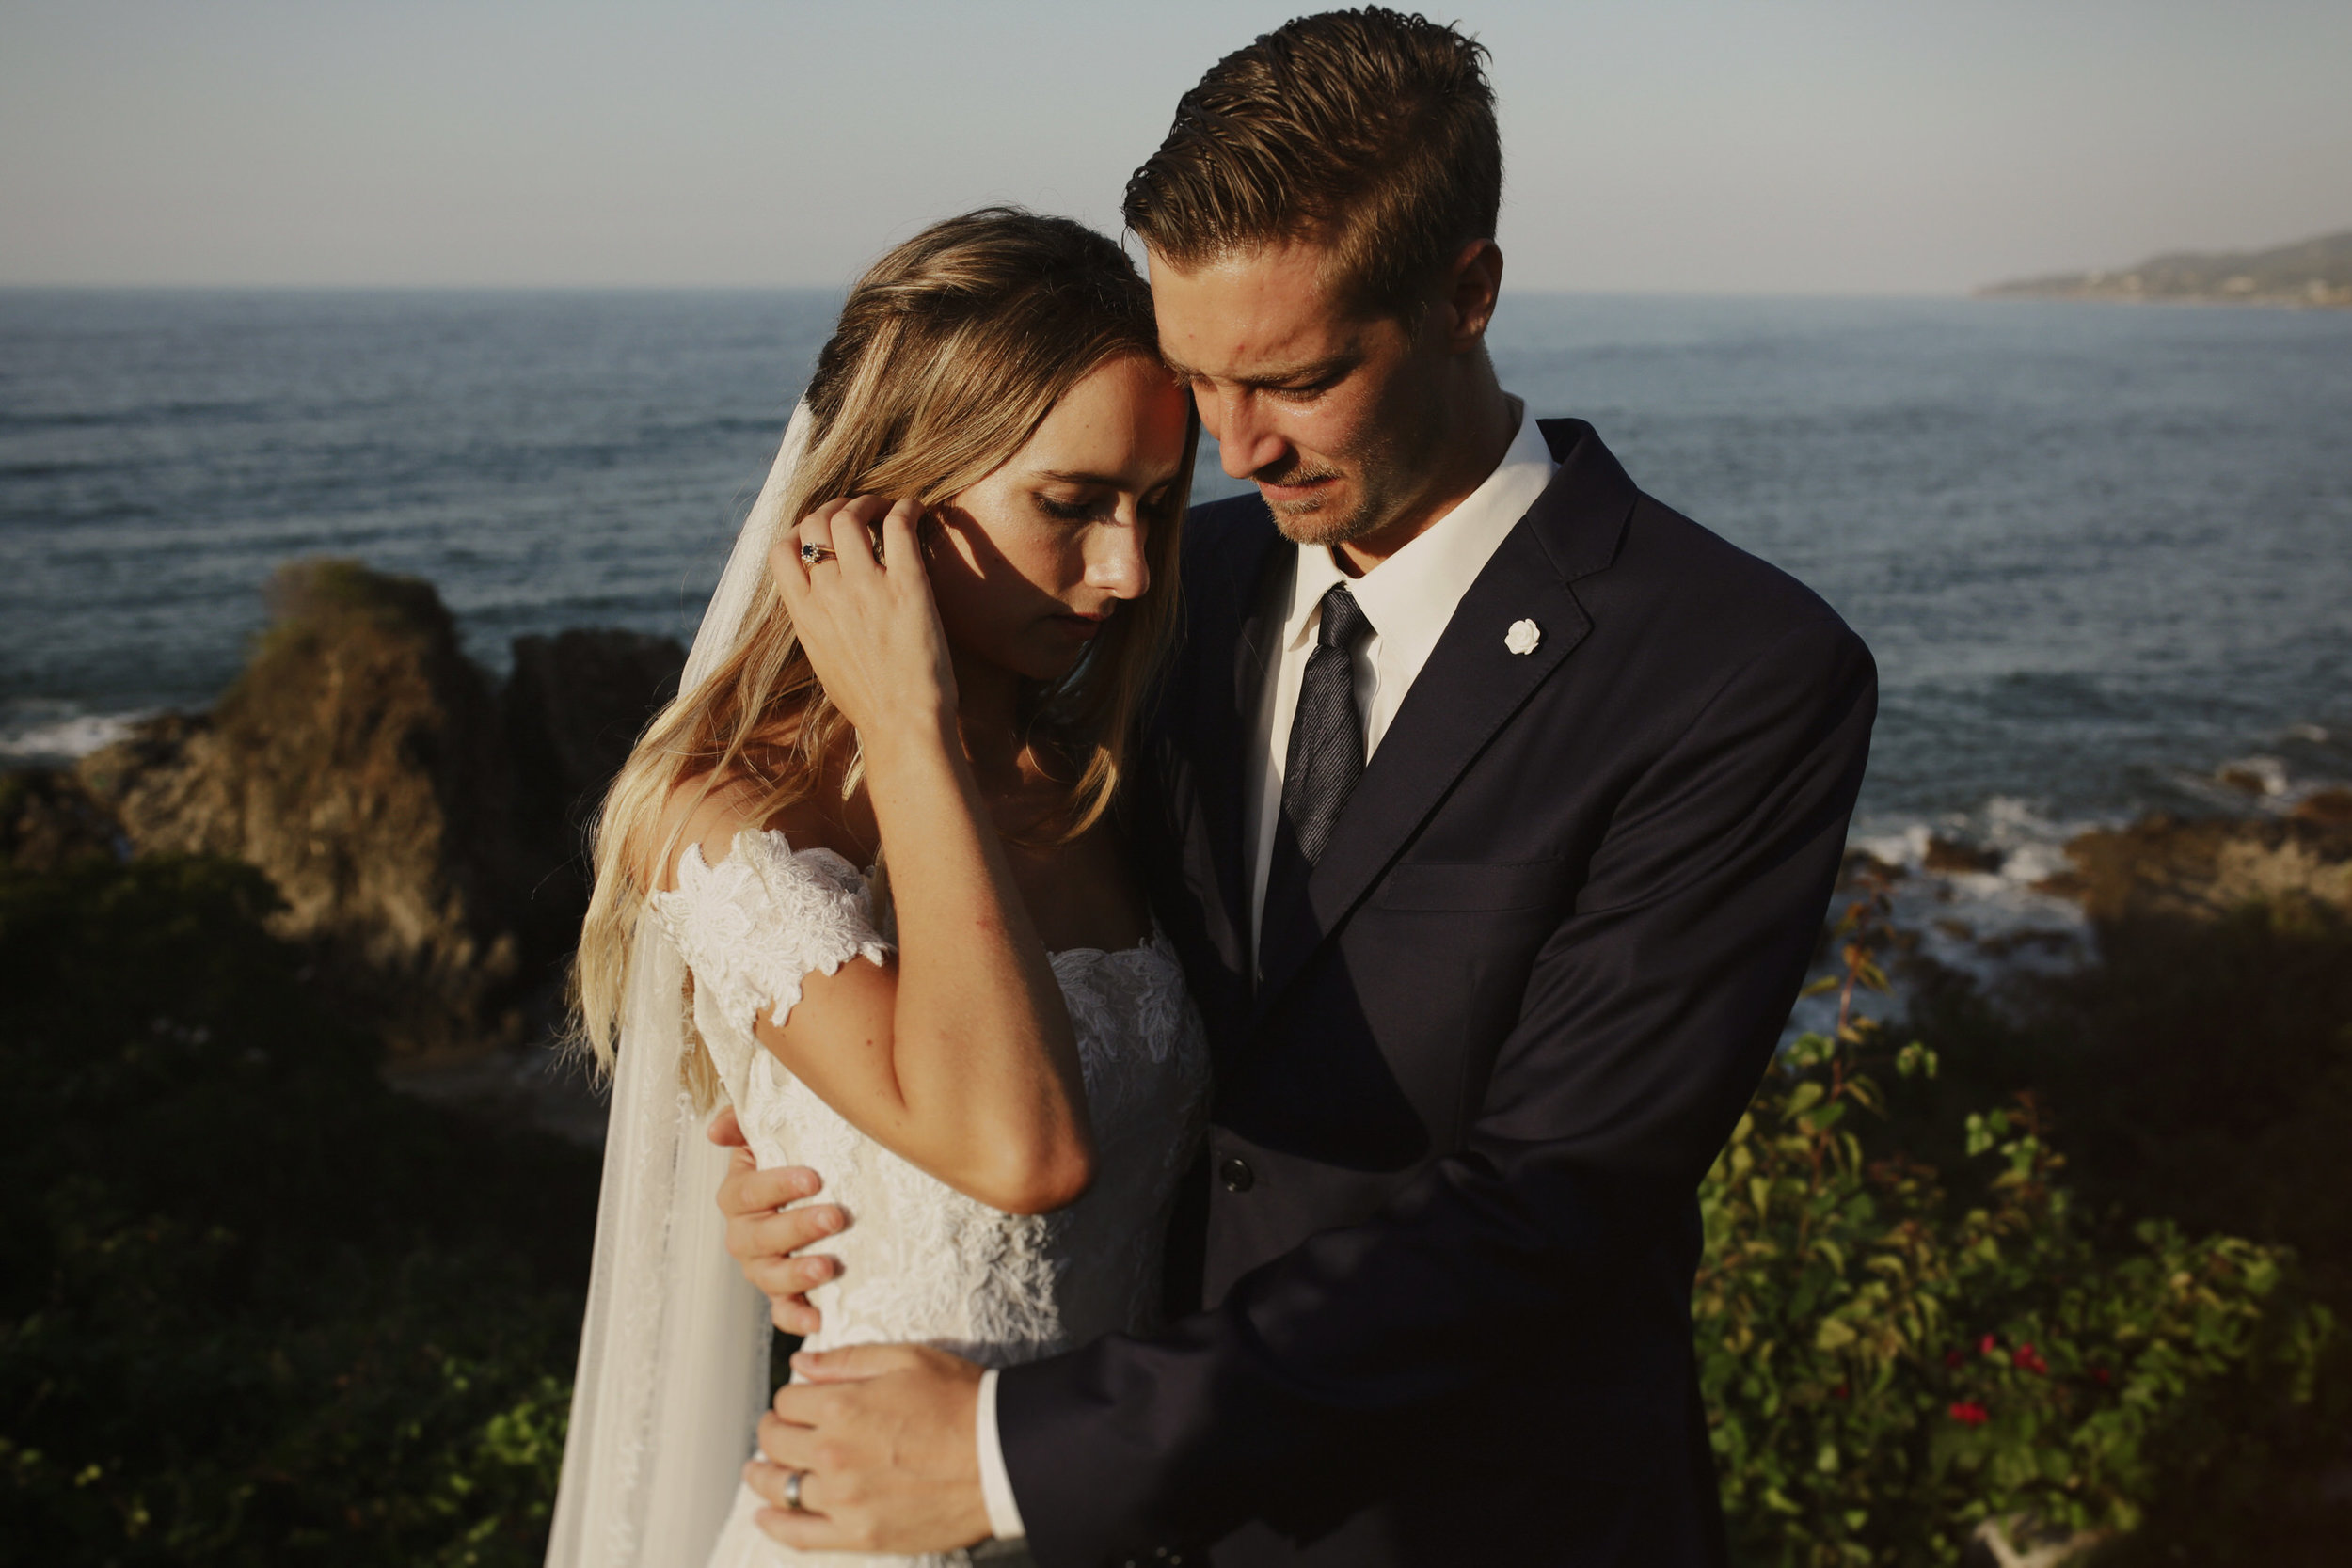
[644,764,865,895]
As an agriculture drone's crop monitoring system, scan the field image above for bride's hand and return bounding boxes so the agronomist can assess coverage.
[771,496,956,744]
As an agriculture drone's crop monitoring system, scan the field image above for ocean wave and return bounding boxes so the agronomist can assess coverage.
[1783,799,2096,1050]
[1851,799,2097,980]
[1793,737,2351,1050]
[0,706,151,764]
[2170,744,2351,818]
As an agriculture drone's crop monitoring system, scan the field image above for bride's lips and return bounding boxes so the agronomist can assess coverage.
[1053,610,1113,641]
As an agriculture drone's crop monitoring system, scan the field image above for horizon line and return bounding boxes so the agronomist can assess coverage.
[0,280,1976,300]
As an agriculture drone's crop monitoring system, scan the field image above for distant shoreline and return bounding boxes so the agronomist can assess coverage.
[1974,291,2351,310]
[1977,227,2352,309]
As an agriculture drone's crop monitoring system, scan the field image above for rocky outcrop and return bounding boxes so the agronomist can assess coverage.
[69,560,683,1059]
[2042,813,2352,925]
[0,768,123,873]
[77,562,525,1055]
[2292,786,2352,828]
[504,627,685,870]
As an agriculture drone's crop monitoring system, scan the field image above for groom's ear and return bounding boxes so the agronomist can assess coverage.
[1436,238,1504,355]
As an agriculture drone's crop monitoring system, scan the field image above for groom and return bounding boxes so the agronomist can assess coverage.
[721,10,1874,1564]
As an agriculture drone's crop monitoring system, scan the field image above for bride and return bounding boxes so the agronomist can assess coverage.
[544,209,1210,1567]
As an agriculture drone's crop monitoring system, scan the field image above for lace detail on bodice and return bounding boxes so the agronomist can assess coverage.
[645,829,1210,1568]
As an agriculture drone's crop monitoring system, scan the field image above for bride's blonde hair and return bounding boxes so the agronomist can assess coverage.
[574,208,1191,1096]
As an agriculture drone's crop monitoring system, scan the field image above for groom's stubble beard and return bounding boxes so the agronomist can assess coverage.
[1257,361,1453,551]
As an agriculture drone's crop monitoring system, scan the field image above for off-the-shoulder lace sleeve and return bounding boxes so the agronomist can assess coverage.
[644,828,892,1107]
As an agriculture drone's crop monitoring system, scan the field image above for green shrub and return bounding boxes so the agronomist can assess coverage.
[0,853,598,1565]
[1896,895,2352,1564]
[1696,891,2334,1566]
[8,847,2340,1563]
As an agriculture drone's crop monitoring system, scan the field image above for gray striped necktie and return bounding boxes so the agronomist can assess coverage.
[1280,581,1375,865]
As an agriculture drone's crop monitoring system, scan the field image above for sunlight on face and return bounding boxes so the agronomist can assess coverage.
[926,353,1190,683]
[1148,241,1451,554]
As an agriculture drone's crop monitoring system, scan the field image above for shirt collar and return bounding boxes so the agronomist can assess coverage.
[1279,395,1558,653]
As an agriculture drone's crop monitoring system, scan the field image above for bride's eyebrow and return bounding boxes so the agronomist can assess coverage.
[1034,467,1184,498]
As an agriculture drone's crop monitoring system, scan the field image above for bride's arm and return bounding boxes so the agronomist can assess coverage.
[671,497,1091,1216]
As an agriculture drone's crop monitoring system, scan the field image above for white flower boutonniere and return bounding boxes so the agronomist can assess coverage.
[1504,618,1542,657]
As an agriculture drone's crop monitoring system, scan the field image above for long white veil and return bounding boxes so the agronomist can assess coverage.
[544,402,816,1568]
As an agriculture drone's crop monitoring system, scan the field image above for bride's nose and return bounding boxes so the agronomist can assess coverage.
[1085,521,1150,601]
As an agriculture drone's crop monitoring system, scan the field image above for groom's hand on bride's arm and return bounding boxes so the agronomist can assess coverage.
[746,1344,990,1554]
[707,1107,842,1336]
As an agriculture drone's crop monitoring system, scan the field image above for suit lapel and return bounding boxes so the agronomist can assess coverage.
[1248,420,1637,1028]
[1171,503,1286,997]
[1249,528,1588,1017]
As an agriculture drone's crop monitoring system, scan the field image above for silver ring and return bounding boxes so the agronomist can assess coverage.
[798,541,836,566]
[783,1467,806,1511]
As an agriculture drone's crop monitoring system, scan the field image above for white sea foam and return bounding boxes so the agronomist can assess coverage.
[0,708,150,764]
[2170,749,2351,818]
[1786,797,2103,1050]
[1797,733,2348,1052]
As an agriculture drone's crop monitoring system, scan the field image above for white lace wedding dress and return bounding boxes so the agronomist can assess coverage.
[642,828,1210,1568]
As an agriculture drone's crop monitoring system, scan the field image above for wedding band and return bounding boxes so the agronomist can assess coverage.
[783,1467,806,1511]
[798,541,836,566]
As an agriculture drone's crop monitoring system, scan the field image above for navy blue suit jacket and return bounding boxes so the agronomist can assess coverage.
[997,420,1877,1567]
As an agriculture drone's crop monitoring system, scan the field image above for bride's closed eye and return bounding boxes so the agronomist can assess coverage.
[1032,483,1179,526]
[1032,491,1107,523]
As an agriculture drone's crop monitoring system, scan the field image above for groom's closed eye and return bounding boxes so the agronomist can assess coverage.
[1263,368,1350,404]
[1169,352,1360,399]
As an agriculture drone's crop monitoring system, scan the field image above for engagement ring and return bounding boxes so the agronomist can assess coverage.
[798,541,835,566]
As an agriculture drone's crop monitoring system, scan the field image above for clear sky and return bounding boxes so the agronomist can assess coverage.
[3,0,2346,293]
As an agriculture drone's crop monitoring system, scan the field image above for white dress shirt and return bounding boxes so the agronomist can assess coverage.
[1245,396,1558,949]
[975,396,1558,1543]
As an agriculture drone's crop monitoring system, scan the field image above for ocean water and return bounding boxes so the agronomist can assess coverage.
[5,289,2349,869]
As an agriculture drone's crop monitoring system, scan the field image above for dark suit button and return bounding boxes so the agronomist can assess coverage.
[1220,1156,1255,1193]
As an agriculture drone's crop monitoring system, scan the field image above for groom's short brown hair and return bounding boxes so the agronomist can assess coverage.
[1122,8,1500,321]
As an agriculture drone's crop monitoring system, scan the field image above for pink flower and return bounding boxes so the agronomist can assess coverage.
[2011,1343,2047,1375]
[1979,1333,1998,1356]
[1948,1400,1990,1426]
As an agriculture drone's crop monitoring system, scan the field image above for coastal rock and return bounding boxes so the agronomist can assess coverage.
[79,560,527,1057]
[2292,786,2352,828]
[0,767,124,872]
[72,560,691,1060]
[497,626,687,972]
[2045,813,2352,924]
[504,627,684,855]
[1924,834,2004,875]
